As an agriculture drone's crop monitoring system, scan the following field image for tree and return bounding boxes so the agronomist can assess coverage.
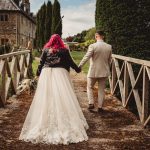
[35,0,64,48]
[38,7,43,48]
[95,0,150,60]
[51,0,62,36]
[36,3,47,48]
[45,1,52,42]
[41,3,47,46]
[85,28,96,41]
[35,11,40,48]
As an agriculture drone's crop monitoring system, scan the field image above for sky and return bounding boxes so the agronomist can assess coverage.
[30,0,96,38]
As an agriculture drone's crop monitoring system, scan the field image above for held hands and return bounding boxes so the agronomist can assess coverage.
[76,66,82,73]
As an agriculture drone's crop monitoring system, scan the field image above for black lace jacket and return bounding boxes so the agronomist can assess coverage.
[36,49,80,76]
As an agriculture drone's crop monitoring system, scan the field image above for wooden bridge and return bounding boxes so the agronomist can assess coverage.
[0,50,150,149]
[0,50,30,107]
[110,55,150,127]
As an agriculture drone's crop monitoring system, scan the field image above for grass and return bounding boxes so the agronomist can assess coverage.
[32,49,41,58]
[71,51,89,74]
[32,51,89,75]
[32,60,39,76]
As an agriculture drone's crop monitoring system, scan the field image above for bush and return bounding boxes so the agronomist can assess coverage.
[68,39,95,52]
[32,49,41,58]
[85,28,96,41]
[95,0,150,60]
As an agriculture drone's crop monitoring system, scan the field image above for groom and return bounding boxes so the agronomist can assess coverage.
[79,31,112,112]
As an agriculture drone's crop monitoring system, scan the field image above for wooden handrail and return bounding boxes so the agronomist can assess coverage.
[110,54,150,127]
[112,54,150,67]
[0,50,31,107]
[0,50,30,59]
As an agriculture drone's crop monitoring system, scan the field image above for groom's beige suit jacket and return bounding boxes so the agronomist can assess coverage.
[79,40,112,78]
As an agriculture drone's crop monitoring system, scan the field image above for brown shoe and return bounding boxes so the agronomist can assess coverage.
[88,104,94,110]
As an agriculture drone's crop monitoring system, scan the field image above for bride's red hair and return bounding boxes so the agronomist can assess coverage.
[44,34,66,53]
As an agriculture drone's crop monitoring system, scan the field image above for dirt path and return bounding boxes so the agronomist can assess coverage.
[0,73,150,150]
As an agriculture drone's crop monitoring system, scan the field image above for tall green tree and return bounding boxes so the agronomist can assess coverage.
[51,0,62,36]
[95,0,150,60]
[45,1,52,42]
[85,28,96,41]
[41,3,47,47]
[35,11,40,48]
[36,3,47,48]
[38,7,43,48]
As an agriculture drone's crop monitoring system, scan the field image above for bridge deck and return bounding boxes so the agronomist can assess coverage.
[0,73,150,150]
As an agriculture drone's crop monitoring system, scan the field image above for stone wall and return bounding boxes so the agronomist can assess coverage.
[0,12,17,45]
[0,11,36,48]
[18,13,36,47]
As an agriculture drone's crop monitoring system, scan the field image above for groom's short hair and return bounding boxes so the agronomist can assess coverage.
[96,30,105,36]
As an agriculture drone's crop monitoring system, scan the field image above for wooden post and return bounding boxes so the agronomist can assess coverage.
[12,56,17,92]
[1,60,6,106]
[111,59,117,94]
[123,61,129,107]
[0,50,30,107]
[19,54,24,80]
[142,66,149,123]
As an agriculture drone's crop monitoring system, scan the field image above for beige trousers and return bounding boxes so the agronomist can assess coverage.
[87,77,107,108]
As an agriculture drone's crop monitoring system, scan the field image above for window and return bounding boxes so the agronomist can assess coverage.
[0,14,9,21]
[1,39,9,45]
[0,15,4,21]
[5,15,8,21]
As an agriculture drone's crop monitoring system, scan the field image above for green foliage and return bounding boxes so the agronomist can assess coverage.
[35,0,62,48]
[32,60,39,76]
[85,28,96,41]
[68,39,95,52]
[95,0,150,60]
[40,3,47,47]
[32,49,41,58]
[45,1,52,42]
[84,39,95,47]
[65,28,96,44]
[51,0,62,36]
[35,6,45,48]
[71,51,89,74]
[73,35,82,43]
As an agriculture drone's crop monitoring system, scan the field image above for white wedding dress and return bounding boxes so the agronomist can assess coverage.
[19,68,89,145]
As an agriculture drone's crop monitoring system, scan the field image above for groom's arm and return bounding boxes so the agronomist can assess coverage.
[79,44,94,68]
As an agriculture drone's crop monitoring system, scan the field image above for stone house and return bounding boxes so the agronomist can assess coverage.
[0,0,36,48]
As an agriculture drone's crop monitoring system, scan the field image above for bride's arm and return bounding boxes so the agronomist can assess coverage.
[36,50,47,76]
[66,50,81,73]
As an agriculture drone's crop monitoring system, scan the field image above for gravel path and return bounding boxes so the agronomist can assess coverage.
[0,73,150,150]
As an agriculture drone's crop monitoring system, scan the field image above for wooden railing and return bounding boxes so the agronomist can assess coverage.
[0,50,31,107]
[109,54,150,127]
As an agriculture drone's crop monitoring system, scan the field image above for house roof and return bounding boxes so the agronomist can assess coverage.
[0,0,20,11]
[0,0,36,24]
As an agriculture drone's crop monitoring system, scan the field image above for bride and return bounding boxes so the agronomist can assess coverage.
[19,34,89,145]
